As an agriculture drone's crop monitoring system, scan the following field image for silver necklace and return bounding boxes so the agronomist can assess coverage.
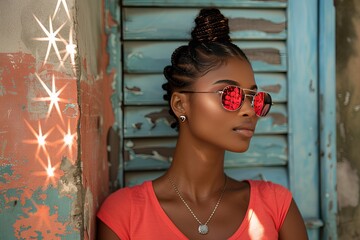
[168,175,228,235]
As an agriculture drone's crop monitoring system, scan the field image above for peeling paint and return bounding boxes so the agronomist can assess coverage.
[337,160,359,208]
[83,187,94,240]
[59,157,80,197]
[125,85,143,95]
[144,108,173,128]
[243,48,281,64]
[126,147,173,162]
[261,84,281,93]
[0,0,117,239]
[339,122,346,139]
[344,91,350,106]
[132,122,143,130]
[309,79,315,92]
[268,112,287,125]
[13,204,68,239]
[230,17,285,33]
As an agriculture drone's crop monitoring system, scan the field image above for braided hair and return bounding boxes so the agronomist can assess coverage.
[162,8,250,130]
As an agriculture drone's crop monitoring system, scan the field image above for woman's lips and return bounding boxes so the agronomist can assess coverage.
[232,128,254,138]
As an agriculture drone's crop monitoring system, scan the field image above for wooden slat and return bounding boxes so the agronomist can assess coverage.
[124,104,287,138]
[287,0,320,224]
[123,41,287,73]
[122,0,287,8]
[225,167,289,187]
[124,135,287,171]
[224,135,287,167]
[319,0,337,238]
[124,107,176,137]
[123,8,286,40]
[124,73,287,105]
[124,166,289,187]
[124,138,176,170]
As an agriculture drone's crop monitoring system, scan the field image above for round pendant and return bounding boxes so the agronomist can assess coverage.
[198,224,208,235]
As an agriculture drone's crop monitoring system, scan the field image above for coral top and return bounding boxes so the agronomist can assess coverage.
[97,180,292,240]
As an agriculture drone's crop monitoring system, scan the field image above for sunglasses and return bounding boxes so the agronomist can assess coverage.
[180,85,272,117]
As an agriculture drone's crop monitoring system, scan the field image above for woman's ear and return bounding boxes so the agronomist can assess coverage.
[170,92,188,118]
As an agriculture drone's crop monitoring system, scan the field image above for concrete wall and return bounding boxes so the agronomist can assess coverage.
[336,0,360,239]
[0,0,116,239]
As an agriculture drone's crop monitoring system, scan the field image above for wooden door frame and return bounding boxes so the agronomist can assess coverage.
[288,0,337,239]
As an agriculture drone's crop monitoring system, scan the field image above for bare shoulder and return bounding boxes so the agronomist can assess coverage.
[224,177,250,207]
[279,199,309,240]
[97,218,120,240]
[226,177,250,193]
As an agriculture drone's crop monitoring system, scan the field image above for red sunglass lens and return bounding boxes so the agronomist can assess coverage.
[222,86,243,111]
[253,92,272,117]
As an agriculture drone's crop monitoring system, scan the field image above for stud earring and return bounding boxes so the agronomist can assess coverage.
[179,115,187,123]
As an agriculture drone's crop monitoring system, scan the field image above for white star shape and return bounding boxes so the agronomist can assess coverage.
[59,26,77,69]
[23,120,54,157]
[53,0,71,20]
[33,15,66,64]
[33,73,68,121]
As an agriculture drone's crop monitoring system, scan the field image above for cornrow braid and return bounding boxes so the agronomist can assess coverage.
[192,8,231,43]
[163,8,251,130]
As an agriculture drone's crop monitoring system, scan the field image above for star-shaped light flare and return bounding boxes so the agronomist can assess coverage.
[53,0,71,20]
[23,120,54,157]
[54,119,77,161]
[33,73,68,122]
[58,26,77,69]
[33,15,66,64]
[33,155,61,189]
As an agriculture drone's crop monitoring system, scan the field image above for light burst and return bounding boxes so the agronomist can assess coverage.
[23,120,54,157]
[59,26,77,69]
[32,155,61,189]
[53,0,71,20]
[33,15,66,64]
[54,119,77,161]
[33,73,68,122]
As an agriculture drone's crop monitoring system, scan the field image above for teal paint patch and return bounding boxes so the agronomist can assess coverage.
[0,81,5,96]
[0,164,13,183]
[0,186,78,240]
[105,0,121,24]
[32,186,75,223]
[0,189,25,239]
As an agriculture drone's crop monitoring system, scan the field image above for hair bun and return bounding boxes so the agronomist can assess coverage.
[191,8,231,43]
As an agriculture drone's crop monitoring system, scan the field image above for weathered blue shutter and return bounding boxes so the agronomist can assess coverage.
[114,0,336,239]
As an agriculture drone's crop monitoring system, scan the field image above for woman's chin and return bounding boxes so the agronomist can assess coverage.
[227,144,250,153]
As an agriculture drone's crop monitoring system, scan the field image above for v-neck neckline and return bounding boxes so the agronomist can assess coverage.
[147,180,255,239]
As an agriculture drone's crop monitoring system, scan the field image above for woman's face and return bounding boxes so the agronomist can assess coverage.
[185,57,258,153]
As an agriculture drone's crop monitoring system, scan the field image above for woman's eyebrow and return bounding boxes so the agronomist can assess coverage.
[213,79,239,86]
[213,79,258,90]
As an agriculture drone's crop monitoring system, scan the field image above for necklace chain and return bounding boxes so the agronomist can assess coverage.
[168,175,227,235]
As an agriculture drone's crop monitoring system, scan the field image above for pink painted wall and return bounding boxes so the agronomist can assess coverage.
[0,0,116,239]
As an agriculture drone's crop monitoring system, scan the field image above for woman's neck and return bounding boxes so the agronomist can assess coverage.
[164,134,227,201]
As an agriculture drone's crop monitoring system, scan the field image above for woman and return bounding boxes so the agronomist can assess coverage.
[97,8,308,240]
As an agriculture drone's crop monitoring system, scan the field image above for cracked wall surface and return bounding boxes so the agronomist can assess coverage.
[0,0,116,239]
[336,0,360,239]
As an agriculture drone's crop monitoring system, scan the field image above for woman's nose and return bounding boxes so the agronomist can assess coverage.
[238,95,256,117]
